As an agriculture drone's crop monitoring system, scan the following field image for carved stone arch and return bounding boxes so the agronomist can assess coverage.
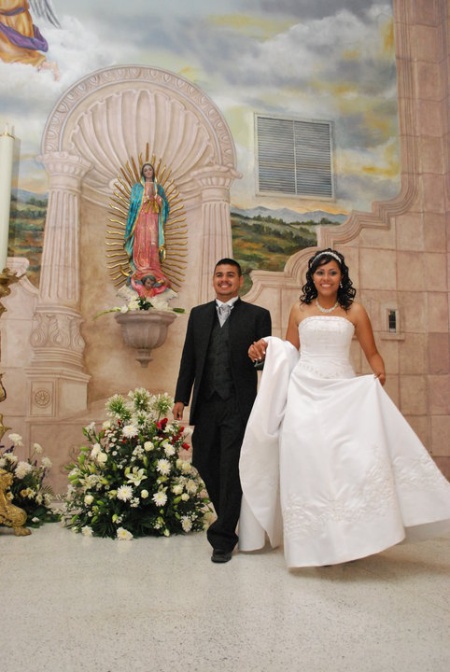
[41,66,239,208]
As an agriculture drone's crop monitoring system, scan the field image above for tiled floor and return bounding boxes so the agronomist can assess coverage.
[1,524,449,672]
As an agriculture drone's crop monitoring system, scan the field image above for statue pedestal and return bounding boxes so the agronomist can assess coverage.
[115,310,178,367]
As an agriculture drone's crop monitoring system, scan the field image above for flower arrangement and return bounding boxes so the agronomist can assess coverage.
[64,388,212,540]
[0,434,59,527]
[95,288,185,319]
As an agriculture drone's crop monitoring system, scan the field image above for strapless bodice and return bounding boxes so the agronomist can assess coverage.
[297,316,355,379]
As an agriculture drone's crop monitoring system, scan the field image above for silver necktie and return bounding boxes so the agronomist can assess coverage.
[218,303,232,326]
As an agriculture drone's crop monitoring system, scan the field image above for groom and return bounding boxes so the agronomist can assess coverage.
[172,259,271,563]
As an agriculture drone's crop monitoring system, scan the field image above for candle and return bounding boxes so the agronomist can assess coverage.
[0,125,14,272]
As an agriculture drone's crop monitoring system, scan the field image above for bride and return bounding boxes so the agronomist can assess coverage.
[239,248,450,568]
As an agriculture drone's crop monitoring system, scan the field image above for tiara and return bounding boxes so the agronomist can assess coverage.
[313,250,342,264]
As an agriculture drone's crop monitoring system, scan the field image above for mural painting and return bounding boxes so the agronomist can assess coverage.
[0,0,398,291]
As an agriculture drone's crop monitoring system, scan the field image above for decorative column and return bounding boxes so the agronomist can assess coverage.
[26,152,92,419]
[192,165,240,303]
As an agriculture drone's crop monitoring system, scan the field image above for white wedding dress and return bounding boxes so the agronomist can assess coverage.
[239,316,450,568]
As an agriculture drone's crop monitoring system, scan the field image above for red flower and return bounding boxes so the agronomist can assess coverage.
[157,418,168,430]
[182,442,190,451]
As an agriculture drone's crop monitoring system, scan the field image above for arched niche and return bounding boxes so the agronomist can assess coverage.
[28,65,241,423]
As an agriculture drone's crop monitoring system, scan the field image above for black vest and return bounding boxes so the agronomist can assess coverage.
[202,315,234,400]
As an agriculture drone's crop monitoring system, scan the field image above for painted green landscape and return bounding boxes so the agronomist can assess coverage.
[231,210,343,294]
[8,193,345,295]
[8,192,46,287]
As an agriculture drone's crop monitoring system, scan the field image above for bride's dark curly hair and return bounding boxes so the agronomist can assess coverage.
[300,248,356,310]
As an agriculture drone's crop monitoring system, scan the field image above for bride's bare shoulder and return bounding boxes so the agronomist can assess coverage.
[290,301,313,323]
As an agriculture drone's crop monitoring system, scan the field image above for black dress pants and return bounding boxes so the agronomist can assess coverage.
[191,392,245,553]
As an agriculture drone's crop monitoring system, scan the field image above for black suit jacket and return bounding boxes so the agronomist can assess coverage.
[174,298,272,425]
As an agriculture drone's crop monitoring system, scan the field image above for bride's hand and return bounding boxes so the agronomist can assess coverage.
[248,339,268,363]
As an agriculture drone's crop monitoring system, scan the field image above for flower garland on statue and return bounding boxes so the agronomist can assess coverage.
[0,435,59,527]
[64,388,213,540]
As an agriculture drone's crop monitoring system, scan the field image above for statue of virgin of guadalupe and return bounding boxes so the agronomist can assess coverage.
[124,162,172,298]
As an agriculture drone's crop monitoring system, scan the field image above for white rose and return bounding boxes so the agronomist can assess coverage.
[84,494,94,505]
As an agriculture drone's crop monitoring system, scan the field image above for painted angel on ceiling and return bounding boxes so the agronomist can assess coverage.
[0,0,60,78]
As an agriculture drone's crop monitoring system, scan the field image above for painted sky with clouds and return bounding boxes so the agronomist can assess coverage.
[0,0,398,214]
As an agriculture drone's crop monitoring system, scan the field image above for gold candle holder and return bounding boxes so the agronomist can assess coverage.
[0,267,22,318]
[0,268,31,535]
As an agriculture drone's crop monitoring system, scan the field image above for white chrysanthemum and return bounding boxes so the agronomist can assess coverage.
[164,443,176,457]
[122,424,139,438]
[5,453,18,464]
[144,441,154,451]
[84,494,94,505]
[172,484,183,495]
[140,489,149,499]
[116,527,133,541]
[117,485,133,502]
[181,461,194,474]
[8,433,23,446]
[41,457,53,469]
[181,517,193,533]
[153,491,168,507]
[33,443,44,454]
[156,459,171,476]
[14,461,33,479]
[81,526,94,537]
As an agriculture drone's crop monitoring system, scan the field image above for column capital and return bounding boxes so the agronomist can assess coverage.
[37,151,92,189]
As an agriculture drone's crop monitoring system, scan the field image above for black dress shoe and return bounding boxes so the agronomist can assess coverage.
[211,549,232,563]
